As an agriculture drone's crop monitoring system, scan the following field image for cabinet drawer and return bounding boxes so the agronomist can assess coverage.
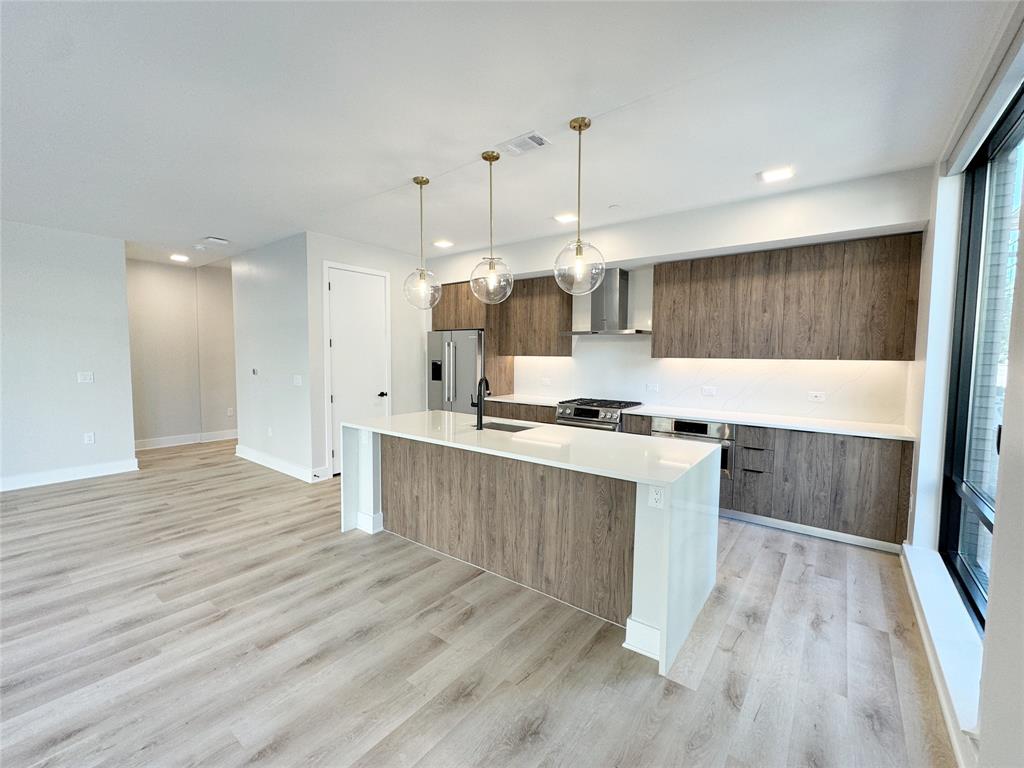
[736,425,775,449]
[737,447,774,473]
[735,468,774,516]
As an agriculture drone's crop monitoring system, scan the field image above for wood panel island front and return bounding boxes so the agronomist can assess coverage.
[339,410,720,674]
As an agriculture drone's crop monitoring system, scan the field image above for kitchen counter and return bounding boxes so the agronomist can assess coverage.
[338,410,718,487]
[487,393,915,441]
[339,409,721,675]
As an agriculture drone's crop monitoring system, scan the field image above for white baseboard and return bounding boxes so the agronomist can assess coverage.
[136,433,201,450]
[623,616,660,661]
[0,458,139,492]
[720,508,901,553]
[900,545,982,768]
[357,511,383,534]
[235,445,316,483]
[200,429,237,443]
[309,465,331,483]
[136,430,237,451]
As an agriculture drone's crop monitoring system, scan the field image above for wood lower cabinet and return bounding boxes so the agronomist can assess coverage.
[828,435,906,542]
[723,424,911,545]
[770,430,834,529]
[380,436,636,624]
[652,233,921,361]
[622,414,652,435]
[483,401,556,424]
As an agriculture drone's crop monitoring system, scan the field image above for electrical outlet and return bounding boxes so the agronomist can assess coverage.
[808,391,826,403]
[267,426,273,437]
[83,432,95,444]
[647,486,665,509]
[227,407,234,417]
[646,383,660,393]
[77,371,94,383]
[541,377,552,387]
[701,385,717,397]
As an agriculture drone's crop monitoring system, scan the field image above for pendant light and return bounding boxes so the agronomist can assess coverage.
[553,116,605,295]
[469,151,514,304]
[402,176,442,310]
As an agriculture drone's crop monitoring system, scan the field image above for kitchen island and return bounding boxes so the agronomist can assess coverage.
[339,410,720,674]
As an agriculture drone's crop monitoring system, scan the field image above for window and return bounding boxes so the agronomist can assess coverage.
[942,85,1023,628]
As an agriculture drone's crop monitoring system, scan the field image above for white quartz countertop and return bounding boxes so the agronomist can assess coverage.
[486,394,914,441]
[340,410,719,486]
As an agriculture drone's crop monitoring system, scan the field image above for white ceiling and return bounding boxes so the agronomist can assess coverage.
[1,2,1011,268]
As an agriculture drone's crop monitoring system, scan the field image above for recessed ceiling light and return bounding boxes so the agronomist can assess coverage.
[757,166,795,183]
[433,240,454,248]
[191,244,207,251]
[170,254,190,263]
[553,213,578,224]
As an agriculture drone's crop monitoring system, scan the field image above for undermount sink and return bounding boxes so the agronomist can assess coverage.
[481,422,535,433]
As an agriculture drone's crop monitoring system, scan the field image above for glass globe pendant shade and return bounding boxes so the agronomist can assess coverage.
[403,267,442,310]
[469,257,514,304]
[553,239,605,295]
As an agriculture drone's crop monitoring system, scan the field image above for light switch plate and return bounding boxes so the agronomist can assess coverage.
[293,375,303,387]
[227,407,234,417]
[77,371,94,384]
[647,486,665,509]
[701,385,717,397]
[83,432,95,444]
[267,426,273,437]
[808,391,826,403]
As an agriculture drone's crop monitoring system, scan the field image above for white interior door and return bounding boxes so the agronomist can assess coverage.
[328,265,390,474]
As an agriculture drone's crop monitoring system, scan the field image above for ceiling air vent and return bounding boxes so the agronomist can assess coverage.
[496,131,551,156]
[203,236,230,246]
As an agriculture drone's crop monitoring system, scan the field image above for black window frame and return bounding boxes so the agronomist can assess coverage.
[940,82,1024,631]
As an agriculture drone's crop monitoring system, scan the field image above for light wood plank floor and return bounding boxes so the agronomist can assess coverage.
[1,441,954,767]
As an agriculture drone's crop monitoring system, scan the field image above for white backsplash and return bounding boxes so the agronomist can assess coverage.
[514,337,910,424]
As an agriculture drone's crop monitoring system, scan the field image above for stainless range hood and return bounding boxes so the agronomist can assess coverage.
[564,267,652,335]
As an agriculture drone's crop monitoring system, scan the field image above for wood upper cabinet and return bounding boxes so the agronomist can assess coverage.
[829,435,905,543]
[733,250,785,358]
[651,233,921,360]
[652,260,691,358]
[432,281,486,331]
[839,234,921,360]
[780,243,844,359]
[496,276,572,357]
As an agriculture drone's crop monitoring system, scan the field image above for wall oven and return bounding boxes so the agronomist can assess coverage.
[650,417,735,479]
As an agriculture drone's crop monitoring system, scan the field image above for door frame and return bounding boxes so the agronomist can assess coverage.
[322,260,392,475]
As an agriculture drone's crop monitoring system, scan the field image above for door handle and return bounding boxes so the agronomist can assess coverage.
[450,345,457,402]
[377,391,388,398]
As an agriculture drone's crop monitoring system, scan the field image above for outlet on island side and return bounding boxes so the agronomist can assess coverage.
[647,486,665,509]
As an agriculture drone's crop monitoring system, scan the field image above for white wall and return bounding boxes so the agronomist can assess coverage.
[126,260,202,443]
[232,234,313,475]
[904,170,964,548]
[1,221,137,490]
[126,259,236,447]
[430,166,934,281]
[196,264,237,435]
[306,231,426,473]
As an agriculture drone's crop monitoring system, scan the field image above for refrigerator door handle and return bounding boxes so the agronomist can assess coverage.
[443,340,453,403]
[450,343,457,403]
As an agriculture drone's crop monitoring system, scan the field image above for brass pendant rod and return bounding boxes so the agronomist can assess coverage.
[576,123,582,244]
[489,157,494,260]
[419,183,424,269]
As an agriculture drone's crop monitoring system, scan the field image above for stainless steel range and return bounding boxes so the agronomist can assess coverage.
[555,398,642,431]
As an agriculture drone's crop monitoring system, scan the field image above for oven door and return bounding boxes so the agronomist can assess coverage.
[651,431,734,478]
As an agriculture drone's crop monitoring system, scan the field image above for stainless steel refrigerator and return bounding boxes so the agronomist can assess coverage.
[427,330,484,414]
